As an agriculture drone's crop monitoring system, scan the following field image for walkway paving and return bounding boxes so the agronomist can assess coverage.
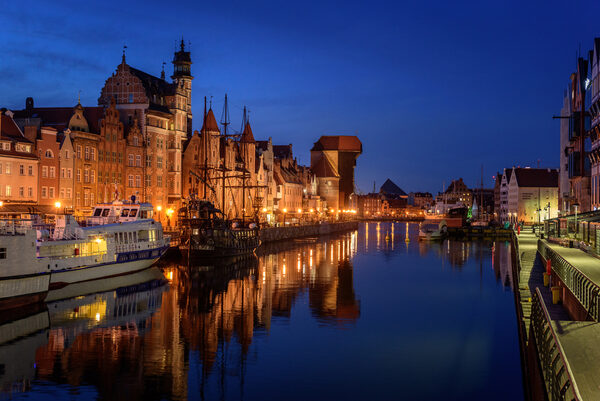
[515,231,570,342]
[523,230,600,400]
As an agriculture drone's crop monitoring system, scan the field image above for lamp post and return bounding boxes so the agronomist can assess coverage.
[54,201,61,216]
[166,208,173,228]
[156,205,162,223]
[283,208,287,226]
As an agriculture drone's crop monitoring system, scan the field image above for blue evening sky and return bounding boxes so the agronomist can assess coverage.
[1,0,599,193]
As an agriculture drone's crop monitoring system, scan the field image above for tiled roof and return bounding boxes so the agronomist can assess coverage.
[311,135,362,152]
[256,140,269,151]
[129,67,176,98]
[273,145,292,160]
[311,156,339,178]
[513,168,558,188]
[241,122,255,143]
[202,109,220,133]
[14,106,104,133]
[0,113,28,141]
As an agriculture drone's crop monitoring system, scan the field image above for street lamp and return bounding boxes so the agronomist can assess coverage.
[156,205,162,223]
[283,208,287,225]
[573,202,580,237]
[54,201,61,215]
[166,208,173,228]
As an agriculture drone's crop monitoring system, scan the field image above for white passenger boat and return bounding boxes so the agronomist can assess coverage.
[46,202,169,289]
[418,220,448,241]
[0,223,51,310]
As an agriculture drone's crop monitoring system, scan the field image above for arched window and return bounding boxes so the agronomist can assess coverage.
[45,149,54,158]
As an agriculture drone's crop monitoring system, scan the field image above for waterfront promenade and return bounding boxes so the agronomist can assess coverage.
[515,229,600,400]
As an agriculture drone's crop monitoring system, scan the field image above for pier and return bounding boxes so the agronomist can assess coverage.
[513,229,600,400]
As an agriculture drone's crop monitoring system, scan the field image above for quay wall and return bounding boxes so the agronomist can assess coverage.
[259,221,359,243]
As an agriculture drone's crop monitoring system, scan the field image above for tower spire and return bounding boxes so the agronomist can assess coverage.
[122,45,127,64]
[161,62,166,80]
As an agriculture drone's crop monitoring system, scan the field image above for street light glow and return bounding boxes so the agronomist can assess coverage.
[55,201,61,208]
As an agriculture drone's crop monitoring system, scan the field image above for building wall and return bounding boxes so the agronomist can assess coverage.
[72,132,99,214]
[0,151,38,203]
[516,187,559,224]
[98,102,126,203]
[36,127,60,205]
[59,132,75,209]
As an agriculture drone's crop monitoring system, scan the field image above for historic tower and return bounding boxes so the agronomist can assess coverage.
[172,39,193,138]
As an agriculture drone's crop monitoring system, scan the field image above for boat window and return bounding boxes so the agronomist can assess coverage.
[129,209,138,217]
[93,208,102,217]
[0,248,6,259]
[140,210,148,219]
[133,231,137,242]
[114,233,118,243]
[102,208,110,217]
[121,209,130,217]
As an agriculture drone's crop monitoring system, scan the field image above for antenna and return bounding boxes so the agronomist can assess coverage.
[240,106,247,132]
[209,95,213,109]
[220,94,230,135]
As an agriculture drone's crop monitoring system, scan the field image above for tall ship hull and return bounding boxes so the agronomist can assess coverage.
[178,199,260,260]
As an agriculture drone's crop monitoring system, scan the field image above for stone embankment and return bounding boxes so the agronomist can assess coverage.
[259,221,358,243]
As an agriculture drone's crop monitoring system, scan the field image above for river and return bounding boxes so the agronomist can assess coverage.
[0,222,523,400]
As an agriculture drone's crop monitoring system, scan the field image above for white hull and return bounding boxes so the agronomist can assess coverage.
[0,275,50,309]
[50,256,162,288]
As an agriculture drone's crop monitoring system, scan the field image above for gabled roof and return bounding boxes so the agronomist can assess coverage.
[241,122,255,143]
[201,109,220,133]
[256,140,270,151]
[129,66,176,98]
[0,113,29,142]
[311,135,362,152]
[513,168,558,188]
[380,178,407,196]
[312,156,339,178]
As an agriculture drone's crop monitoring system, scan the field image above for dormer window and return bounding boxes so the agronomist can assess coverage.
[45,149,54,158]
[2,143,10,151]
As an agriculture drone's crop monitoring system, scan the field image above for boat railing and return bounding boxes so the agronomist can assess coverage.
[115,239,165,254]
[0,219,38,235]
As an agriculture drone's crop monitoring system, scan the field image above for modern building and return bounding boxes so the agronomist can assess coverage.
[588,38,600,211]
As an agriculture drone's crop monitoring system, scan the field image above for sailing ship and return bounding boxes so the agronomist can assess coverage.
[178,95,261,259]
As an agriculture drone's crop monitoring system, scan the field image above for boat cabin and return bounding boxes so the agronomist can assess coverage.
[88,202,155,226]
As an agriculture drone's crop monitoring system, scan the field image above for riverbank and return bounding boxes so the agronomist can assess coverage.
[259,221,358,243]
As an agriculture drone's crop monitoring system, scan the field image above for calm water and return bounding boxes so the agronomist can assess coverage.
[1,222,523,400]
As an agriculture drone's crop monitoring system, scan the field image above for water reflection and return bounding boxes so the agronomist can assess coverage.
[0,223,521,400]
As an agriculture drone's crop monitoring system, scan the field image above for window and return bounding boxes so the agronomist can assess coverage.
[66,188,72,199]
[84,169,89,183]
[91,170,95,183]
[146,155,152,167]
[133,136,139,146]
[61,168,65,178]
[41,186,47,198]
[77,169,81,182]
[28,187,32,197]
[45,149,53,158]
[76,192,80,206]
[49,187,55,198]
[91,148,96,161]
[90,192,94,205]
[28,165,33,176]
[129,94,134,103]
[118,152,123,163]
[84,192,89,207]
[135,155,141,167]
[42,166,48,178]
[49,167,55,178]
[0,248,6,259]
[99,150,103,161]
[157,175,162,187]
[19,187,24,197]
[19,164,24,175]
[5,185,10,197]
[128,175,134,187]
[60,188,65,199]
[128,154,134,166]
[65,150,69,159]
[85,146,90,160]
[112,152,116,162]
[0,164,2,174]
[145,175,151,187]
[2,143,9,151]
[135,175,141,187]
[76,145,82,159]
[67,169,72,179]
[157,157,163,168]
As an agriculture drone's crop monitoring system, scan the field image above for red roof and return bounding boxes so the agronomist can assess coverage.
[201,109,220,133]
[311,135,362,152]
[14,106,104,133]
[241,122,255,143]
[0,113,27,141]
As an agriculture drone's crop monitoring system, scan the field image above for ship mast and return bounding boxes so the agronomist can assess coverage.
[241,106,247,225]
[203,96,208,200]
[220,94,230,217]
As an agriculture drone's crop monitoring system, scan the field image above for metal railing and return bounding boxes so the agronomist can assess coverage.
[538,240,600,322]
[531,288,582,401]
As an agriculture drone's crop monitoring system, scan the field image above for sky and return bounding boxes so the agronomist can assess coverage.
[1,0,599,194]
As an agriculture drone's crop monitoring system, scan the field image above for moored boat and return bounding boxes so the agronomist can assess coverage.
[178,199,260,260]
[418,220,448,241]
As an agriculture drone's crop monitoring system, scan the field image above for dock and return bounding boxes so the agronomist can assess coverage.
[513,229,600,400]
